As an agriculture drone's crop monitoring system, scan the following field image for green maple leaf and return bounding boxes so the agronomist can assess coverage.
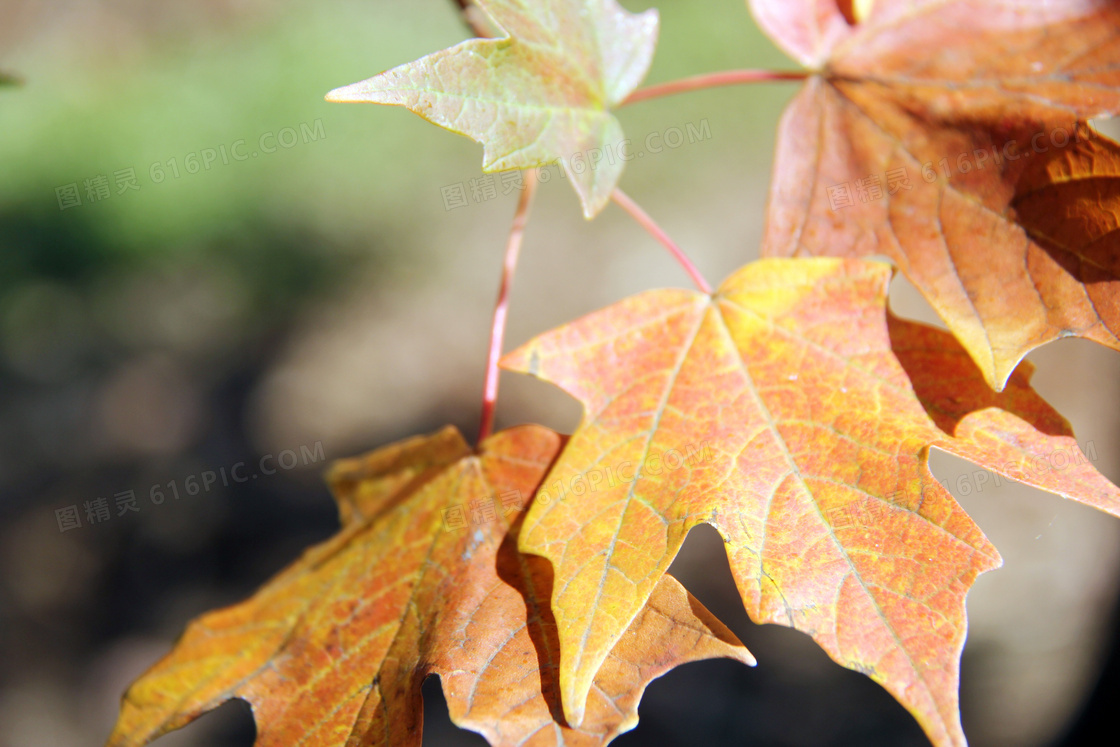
[326,0,659,218]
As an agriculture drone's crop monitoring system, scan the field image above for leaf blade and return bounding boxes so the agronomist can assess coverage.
[326,0,658,218]
[752,0,1120,387]
[503,257,1120,745]
[106,425,752,747]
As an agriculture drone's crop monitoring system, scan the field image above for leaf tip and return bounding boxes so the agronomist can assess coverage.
[325,80,379,104]
[987,362,1018,394]
[324,84,354,103]
[498,345,532,375]
[563,699,587,731]
[580,195,609,220]
[559,659,600,731]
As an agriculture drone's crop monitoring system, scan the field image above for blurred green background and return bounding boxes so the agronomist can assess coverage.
[2,1,1119,745]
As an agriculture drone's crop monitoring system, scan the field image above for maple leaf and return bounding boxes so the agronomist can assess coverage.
[105,425,752,747]
[325,0,658,219]
[501,257,1120,746]
[750,0,1120,389]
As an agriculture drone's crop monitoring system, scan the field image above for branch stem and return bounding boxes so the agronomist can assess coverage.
[478,172,539,444]
[622,69,808,106]
[611,189,712,295]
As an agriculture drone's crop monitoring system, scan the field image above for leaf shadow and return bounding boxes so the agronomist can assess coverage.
[495,513,569,728]
[1009,126,1120,313]
[887,313,1070,438]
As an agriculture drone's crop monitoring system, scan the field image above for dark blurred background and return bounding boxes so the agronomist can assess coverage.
[2,1,1119,745]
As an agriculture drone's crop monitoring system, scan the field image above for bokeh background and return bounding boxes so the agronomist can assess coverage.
[2,1,1120,745]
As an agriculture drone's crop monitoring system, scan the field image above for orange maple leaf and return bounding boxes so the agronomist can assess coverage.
[105,425,753,747]
[751,0,1120,389]
[501,257,1119,747]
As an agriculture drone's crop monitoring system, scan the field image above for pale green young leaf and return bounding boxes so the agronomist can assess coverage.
[326,0,658,218]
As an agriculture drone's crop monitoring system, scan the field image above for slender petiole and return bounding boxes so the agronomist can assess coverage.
[622,69,808,106]
[478,171,539,444]
[611,189,713,295]
[449,0,495,39]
